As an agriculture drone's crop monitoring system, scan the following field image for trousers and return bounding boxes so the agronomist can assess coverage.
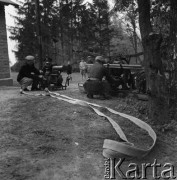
[19,77,33,90]
[83,79,110,96]
[19,76,41,90]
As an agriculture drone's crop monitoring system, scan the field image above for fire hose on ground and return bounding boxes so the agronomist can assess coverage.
[20,90,156,159]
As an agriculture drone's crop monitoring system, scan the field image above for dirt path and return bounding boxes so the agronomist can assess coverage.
[0,73,177,180]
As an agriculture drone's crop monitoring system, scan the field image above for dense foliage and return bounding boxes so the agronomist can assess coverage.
[10,0,139,65]
[113,0,177,123]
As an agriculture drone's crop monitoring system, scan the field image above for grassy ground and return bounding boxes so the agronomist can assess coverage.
[0,72,177,180]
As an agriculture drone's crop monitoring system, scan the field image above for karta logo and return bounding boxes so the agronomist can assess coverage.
[104,158,176,179]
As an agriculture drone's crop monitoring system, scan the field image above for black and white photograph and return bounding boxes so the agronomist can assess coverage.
[0,0,177,179]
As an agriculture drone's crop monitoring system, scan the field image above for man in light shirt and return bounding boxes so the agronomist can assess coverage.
[79,58,87,80]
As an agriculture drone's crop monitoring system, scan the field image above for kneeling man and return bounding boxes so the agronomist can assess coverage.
[17,55,42,91]
[84,56,113,99]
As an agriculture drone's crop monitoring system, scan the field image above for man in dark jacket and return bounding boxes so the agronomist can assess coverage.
[66,61,72,77]
[17,55,42,91]
[83,56,114,99]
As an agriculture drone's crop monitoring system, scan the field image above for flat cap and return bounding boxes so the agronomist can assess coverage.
[25,55,35,61]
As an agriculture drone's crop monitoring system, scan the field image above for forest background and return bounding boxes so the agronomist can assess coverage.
[8,0,143,70]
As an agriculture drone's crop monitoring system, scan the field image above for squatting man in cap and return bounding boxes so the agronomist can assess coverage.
[83,56,119,99]
[17,55,43,91]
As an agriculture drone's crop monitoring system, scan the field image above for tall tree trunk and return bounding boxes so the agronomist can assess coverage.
[70,0,73,63]
[132,21,138,63]
[35,0,43,69]
[59,0,64,63]
[106,14,111,58]
[137,0,169,124]
[170,0,177,81]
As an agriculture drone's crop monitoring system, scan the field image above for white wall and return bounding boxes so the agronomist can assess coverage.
[5,2,18,66]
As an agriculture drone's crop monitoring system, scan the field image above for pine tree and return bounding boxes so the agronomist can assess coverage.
[91,0,112,56]
[10,0,59,63]
[10,0,37,61]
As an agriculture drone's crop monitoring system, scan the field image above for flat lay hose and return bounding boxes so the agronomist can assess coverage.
[21,90,156,159]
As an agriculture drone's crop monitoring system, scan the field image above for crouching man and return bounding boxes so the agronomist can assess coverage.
[17,55,42,91]
[83,56,115,99]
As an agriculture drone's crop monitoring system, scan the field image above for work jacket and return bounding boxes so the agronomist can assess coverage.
[88,62,110,81]
[17,63,40,82]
